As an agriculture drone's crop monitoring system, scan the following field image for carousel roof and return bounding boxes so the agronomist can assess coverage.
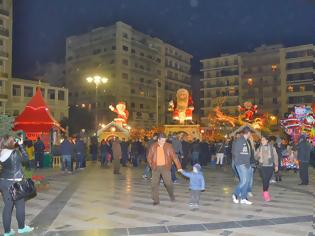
[13,87,63,132]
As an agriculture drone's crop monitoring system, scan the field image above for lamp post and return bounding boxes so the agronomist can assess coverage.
[86,75,108,135]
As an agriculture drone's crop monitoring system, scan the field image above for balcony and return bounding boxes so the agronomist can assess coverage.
[0,50,8,58]
[0,27,9,37]
[0,72,8,78]
[0,9,9,17]
[0,94,8,100]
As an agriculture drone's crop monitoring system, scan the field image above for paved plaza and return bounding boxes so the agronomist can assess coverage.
[0,163,314,236]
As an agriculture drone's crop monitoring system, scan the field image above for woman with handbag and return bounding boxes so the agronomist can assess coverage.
[0,135,34,235]
[255,136,278,202]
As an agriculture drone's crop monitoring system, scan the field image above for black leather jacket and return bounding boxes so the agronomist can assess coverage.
[0,145,29,180]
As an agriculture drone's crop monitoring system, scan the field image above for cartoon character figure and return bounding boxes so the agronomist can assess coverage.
[109,101,129,126]
[168,88,194,124]
[238,101,258,122]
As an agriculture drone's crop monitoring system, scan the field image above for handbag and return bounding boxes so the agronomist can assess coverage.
[9,178,37,201]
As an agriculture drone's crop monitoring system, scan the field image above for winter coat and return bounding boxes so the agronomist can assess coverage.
[181,171,205,191]
[147,142,182,171]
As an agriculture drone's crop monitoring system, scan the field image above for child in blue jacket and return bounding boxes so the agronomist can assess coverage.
[179,163,205,207]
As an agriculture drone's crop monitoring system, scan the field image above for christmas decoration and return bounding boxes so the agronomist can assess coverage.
[238,101,258,122]
[109,101,129,126]
[168,88,194,124]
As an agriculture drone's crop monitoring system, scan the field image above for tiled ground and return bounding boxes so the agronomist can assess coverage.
[0,163,314,236]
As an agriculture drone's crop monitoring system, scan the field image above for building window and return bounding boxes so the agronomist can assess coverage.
[48,89,55,100]
[287,86,293,92]
[271,64,277,72]
[247,78,253,86]
[140,52,144,57]
[12,85,21,96]
[122,59,128,65]
[0,39,3,46]
[122,73,128,80]
[58,91,65,100]
[131,49,135,54]
[122,32,128,39]
[112,45,116,50]
[272,98,278,104]
[140,78,144,83]
[300,85,305,92]
[140,104,144,109]
[92,49,101,55]
[122,45,128,51]
[24,86,33,97]
[131,102,135,108]
[130,89,135,94]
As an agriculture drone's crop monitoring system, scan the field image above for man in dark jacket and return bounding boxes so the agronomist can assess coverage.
[34,137,45,168]
[120,138,129,167]
[199,140,210,166]
[181,137,192,170]
[60,136,73,173]
[232,127,253,205]
[296,135,312,185]
[191,139,200,165]
[75,136,85,170]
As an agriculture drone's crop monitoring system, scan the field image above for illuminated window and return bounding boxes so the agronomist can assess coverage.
[271,64,277,72]
[247,78,253,86]
[300,85,305,92]
[287,86,293,92]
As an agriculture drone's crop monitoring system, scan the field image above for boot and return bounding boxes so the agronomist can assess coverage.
[279,176,282,182]
[263,191,271,201]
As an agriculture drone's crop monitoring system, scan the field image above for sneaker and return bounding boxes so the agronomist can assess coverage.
[189,203,194,207]
[4,229,15,236]
[18,225,34,234]
[270,179,276,184]
[193,203,199,208]
[232,194,239,204]
[142,175,148,179]
[240,199,253,205]
[247,192,253,197]
[173,180,179,184]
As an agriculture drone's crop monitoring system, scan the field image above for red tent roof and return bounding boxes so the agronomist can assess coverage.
[14,88,63,132]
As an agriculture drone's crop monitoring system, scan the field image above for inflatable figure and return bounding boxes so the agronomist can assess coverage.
[168,88,194,124]
[238,101,257,122]
[109,101,129,126]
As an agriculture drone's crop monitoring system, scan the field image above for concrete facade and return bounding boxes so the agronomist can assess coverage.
[200,54,241,125]
[65,21,192,129]
[200,43,315,125]
[0,0,69,123]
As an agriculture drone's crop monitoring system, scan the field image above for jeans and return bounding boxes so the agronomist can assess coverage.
[76,153,84,169]
[101,153,108,166]
[144,164,151,178]
[62,155,72,171]
[35,152,44,168]
[247,166,254,193]
[28,160,35,170]
[234,164,251,199]
[171,164,177,181]
[92,153,97,161]
[190,190,201,205]
[191,152,199,165]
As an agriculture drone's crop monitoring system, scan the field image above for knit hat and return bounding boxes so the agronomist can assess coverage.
[193,163,201,171]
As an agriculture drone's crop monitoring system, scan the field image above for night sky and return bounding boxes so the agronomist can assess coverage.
[13,0,315,77]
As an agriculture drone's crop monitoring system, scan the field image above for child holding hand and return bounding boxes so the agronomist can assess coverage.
[179,164,205,207]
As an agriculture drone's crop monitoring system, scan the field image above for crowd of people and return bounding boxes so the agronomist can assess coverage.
[0,129,313,235]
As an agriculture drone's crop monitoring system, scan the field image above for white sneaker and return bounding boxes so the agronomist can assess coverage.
[248,192,253,197]
[232,194,239,204]
[270,179,276,184]
[240,199,253,205]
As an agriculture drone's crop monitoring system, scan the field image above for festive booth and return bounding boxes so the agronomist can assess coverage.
[13,88,64,152]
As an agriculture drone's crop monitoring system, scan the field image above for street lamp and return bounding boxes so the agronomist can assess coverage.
[86,75,108,135]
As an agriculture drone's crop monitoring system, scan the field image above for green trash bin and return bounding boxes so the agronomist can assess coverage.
[43,153,52,168]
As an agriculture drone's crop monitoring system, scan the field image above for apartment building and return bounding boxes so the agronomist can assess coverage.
[0,0,69,122]
[0,0,12,114]
[280,44,314,114]
[240,44,283,116]
[164,43,192,123]
[66,21,192,128]
[200,44,314,125]
[200,54,241,124]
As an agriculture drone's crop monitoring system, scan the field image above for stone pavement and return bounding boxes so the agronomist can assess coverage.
[0,163,314,236]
